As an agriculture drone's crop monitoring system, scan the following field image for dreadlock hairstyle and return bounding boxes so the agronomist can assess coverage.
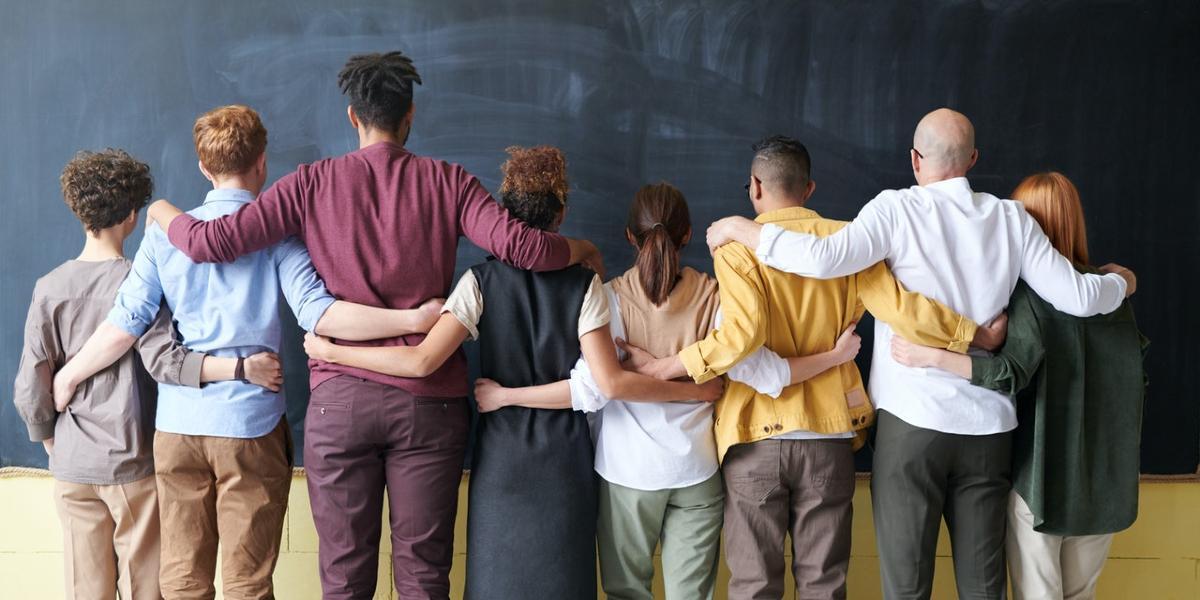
[337,51,422,133]
[498,145,568,231]
[626,182,691,305]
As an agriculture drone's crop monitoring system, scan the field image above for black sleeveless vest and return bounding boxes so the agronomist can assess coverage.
[464,259,599,600]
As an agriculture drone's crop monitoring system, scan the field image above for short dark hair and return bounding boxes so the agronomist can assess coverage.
[751,135,812,198]
[337,51,422,133]
[60,149,152,234]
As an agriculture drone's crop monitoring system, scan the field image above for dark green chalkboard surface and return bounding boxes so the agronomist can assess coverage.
[2,1,1195,473]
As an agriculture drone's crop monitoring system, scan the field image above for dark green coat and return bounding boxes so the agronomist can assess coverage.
[971,276,1148,536]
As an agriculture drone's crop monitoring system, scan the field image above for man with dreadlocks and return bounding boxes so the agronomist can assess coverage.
[146,52,603,599]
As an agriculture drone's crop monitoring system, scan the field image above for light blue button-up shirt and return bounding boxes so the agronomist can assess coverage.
[108,188,335,438]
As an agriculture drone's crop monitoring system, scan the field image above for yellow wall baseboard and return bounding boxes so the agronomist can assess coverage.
[1,470,1197,599]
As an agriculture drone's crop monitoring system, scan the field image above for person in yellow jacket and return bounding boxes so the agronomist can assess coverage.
[628,135,1003,600]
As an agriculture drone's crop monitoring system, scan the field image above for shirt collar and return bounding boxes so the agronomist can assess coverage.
[922,176,973,195]
[755,205,820,224]
[202,188,255,205]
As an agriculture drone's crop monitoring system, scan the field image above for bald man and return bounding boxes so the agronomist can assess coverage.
[706,109,1135,600]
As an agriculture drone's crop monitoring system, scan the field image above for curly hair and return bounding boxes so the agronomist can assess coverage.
[498,145,568,231]
[194,105,268,176]
[338,51,422,133]
[60,149,153,233]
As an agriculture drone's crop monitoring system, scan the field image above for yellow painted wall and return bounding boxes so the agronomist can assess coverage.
[1,470,1197,599]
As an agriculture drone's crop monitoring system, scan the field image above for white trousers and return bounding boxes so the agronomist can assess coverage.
[1007,491,1114,600]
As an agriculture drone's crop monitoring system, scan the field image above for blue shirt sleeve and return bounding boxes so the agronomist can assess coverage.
[274,237,336,332]
[107,227,168,337]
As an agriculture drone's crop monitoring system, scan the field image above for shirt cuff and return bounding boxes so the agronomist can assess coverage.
[179,352,205,388]
[568,359,607,413]
[948,317,978,354]
[296,295,337,333]
[754,223,785,265]
[27,419,56,442]
[106,308,152,339]
[679,343,717,384]
[969,355,1002,390]
[1105,272,1128,303]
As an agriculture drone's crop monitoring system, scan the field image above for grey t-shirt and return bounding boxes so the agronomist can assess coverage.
[13,259,203,485]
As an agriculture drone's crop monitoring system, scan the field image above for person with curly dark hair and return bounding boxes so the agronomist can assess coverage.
[14,149,283,600]
[303,145,723,599]
[142,53,605,599]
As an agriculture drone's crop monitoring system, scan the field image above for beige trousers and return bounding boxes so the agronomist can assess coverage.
[1007,491,1114,600]
[54,476,161,600]
[154,418,292,600]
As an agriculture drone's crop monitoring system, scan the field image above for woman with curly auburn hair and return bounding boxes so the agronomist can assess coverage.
[303,145,722,599]
[890,171,1147,600]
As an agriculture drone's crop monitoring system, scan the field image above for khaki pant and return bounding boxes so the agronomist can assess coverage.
[54,476,161,600]
[721,438,855,600]
[1007,492,1113,600]
[155,417,292,600]
[597,473,725,600]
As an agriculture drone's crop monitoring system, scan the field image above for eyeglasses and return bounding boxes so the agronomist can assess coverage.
[911,147,925,159]
[744,175,761,191]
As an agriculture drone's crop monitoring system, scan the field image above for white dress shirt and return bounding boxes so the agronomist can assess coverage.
[755,177,1127,435]
[568,285,800,491]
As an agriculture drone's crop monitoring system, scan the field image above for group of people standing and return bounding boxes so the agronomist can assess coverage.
[13,48,1146,600]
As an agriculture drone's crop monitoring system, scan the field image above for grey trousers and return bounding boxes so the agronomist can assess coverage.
[722,438,856,600]
[871,410,1012,600]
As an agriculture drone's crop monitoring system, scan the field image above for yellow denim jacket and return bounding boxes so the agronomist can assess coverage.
[679,206,977,462]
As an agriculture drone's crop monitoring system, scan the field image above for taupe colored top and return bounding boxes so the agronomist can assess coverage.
[13,259,204,484]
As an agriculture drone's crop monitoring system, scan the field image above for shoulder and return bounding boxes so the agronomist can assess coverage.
[713,242,758,274]
[680,266,719,296]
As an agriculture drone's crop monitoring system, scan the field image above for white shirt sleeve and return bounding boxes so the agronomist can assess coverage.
[568,285,623,413]
[568,357,609,413]
[712,307,791,398]
[1017,209,1127,317]
[441,270,483,340]
[756,193,896,279]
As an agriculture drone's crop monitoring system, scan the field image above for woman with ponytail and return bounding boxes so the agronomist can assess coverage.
[475,182,862,599]
[304,149,725,600]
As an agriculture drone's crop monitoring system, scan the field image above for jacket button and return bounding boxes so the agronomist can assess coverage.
[320,407,326,415]
[763,426,771,433]
[773,424,783,431]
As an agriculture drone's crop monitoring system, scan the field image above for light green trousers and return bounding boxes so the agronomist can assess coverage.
[597,473,725,600]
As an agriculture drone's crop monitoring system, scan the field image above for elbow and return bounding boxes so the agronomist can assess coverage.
[409,354,438,379]
[593,372,624,400]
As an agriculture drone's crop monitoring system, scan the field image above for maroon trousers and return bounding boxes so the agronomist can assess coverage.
[304,376,469,600]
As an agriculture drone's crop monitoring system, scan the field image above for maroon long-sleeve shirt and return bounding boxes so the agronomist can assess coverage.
[166,142,571,397]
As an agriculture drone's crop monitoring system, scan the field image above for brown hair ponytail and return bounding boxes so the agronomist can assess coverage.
[627,182,691,305]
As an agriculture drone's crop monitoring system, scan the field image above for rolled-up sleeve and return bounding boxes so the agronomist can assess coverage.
[568,357,609,413]
[107,229,167,338]
[274,237,337,332]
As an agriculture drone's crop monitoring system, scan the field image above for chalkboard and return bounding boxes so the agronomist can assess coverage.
[2,1,1196,474]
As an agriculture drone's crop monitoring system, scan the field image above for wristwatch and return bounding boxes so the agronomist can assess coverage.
[235,356,247,382]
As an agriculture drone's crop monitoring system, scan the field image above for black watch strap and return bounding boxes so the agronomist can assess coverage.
[235,356,246,382]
